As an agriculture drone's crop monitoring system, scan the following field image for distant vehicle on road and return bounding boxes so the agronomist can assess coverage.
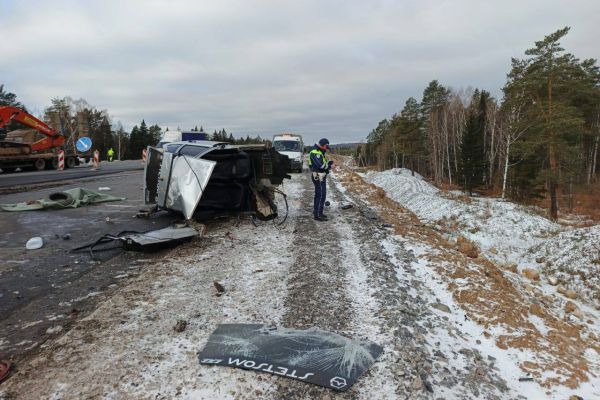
[157,130,209,148]
[273,133,304,172]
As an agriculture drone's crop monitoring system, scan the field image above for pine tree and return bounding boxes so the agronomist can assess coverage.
[139,120,149,150]
[129,125,140,159]
[460,91,489,195]
[504,27,597,219]
[398,97,425,173]
[0,84,26,110]
[100,116,113,158]
[148,124,161,145]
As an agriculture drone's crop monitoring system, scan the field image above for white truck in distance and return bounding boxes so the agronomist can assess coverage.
[272,133,304,172]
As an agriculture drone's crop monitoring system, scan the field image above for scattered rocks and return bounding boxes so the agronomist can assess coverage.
[173,320,187,333]
[489,247,498,254]
[521,268,540,281]
[518,376,534,382]
[504,263,518,274]
[565,290,578,300]
[411,374,423,390]
[565,301,577,314]
[213,281,225,296]
[46,326,63,335]
[535,256,545,264]
[547,276,559,286]
[568,395,583,400]
[557,286,567,295]
[421,373,434,393]
[431,302,451,313]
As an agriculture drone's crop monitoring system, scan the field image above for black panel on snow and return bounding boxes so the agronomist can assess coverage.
[198,324,383,391]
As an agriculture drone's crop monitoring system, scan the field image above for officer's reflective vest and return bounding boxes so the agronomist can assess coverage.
[308,148,328,169]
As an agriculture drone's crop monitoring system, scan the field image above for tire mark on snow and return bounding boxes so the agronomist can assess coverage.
[276,175,353,398]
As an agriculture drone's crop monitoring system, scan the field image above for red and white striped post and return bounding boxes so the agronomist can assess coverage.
[92,150,100,169]
[57,150,65,171]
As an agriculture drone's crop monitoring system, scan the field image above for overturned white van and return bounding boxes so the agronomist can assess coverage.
[143,142,291,222]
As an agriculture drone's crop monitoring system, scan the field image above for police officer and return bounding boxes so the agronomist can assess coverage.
[308,138,334,221]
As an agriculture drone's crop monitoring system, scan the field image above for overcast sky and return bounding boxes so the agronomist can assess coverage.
[1,0,598,144]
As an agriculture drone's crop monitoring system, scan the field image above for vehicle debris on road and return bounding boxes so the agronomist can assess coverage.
[71,224,199,258]
[25,236,44,250]
[198,324,383,392]
[0,188,125,212]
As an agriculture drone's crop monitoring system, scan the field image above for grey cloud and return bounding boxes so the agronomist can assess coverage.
[1,0,598,144]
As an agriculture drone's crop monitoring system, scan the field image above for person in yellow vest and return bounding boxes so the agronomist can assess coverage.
[308,138,334,221]
[107,148,115,162]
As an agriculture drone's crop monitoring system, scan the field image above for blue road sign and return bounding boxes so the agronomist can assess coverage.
[76,137,92,152]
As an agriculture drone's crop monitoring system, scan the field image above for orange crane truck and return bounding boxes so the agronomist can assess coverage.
[0,106,80,172]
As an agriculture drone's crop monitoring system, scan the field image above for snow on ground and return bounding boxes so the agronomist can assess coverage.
[0,178,306,400]
[362,168,600,305]
[334,164,599,399]
[2,166,598,400]
[382,236,598,400]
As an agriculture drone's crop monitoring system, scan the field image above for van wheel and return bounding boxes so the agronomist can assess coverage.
[34,158,46,171]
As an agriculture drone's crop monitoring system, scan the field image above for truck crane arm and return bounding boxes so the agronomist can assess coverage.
[0,106,65,152]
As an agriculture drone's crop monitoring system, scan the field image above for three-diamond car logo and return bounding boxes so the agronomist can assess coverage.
[330,376,347,390]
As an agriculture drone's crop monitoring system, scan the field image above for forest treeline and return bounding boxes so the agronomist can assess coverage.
[0,89,269,161]
[356,27,599,220]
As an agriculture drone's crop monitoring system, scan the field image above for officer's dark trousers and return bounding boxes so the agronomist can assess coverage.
[312,174,327,218]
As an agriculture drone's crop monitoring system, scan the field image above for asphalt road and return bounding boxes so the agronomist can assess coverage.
[0,160,144,191]
[0,170,181,364]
